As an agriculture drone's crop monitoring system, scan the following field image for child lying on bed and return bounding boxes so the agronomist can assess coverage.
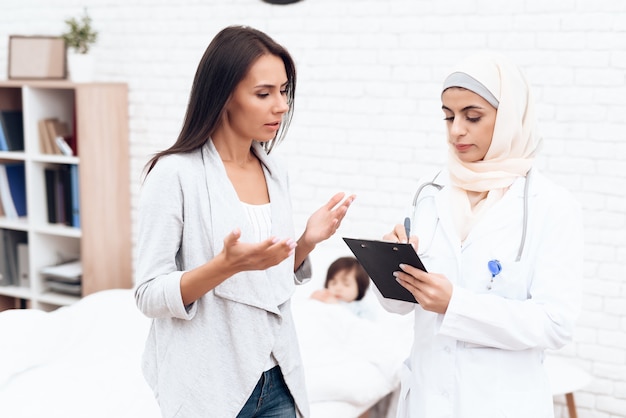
[293,255,410,415]
[310,256,376,320]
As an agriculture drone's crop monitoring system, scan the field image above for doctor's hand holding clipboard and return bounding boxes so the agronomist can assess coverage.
[381,219,452,314]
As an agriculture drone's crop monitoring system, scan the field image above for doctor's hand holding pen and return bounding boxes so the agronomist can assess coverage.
[382,219,419,247]
[382,220,452,314]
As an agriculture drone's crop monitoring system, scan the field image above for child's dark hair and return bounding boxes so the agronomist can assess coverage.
[324,257,370,301]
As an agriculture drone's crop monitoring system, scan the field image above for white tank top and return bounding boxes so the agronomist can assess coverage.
[241,202,278,371]
[241,202,271,242]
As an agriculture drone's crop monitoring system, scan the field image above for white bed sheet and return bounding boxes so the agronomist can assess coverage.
[0,289,160,418]
[293,297,412,418]
[0,260,413,418]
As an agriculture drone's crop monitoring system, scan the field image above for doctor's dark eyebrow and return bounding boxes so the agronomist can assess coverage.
[441,104,487,112]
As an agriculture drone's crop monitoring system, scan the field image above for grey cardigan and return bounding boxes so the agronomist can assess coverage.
[135,140,312,417]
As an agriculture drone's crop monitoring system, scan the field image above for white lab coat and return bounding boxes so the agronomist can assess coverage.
[377,169,583,418]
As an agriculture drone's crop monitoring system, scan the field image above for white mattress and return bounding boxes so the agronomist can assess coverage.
[0,281,413,418]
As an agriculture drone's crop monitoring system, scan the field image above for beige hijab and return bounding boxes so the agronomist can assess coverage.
[443,53,542,241]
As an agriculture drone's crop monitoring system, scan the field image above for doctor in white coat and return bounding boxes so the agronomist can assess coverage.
[379,53,583,418]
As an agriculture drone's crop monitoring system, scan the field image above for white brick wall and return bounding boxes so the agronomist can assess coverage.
[1,0,625,416]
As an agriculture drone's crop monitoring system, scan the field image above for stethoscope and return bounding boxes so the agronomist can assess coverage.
[410,170,531,264]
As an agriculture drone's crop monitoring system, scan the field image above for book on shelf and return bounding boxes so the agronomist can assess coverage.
[37,118,55,154]
[45,119,68,154]
[70,164,80,227]
[0,110,24,151]
[0,165,17,219]
[17,242,29,288]
[38,118,74,155]
[40,259,82,283]
[50,166,65,225]
[42,259,82,296]
[5,162,27,217]
[45,280,82,296]
[0,162,27,219]
[57,165,69,225]
[0,228,28,287]
[0,118,8,151]
[44,168,56,223]
[44,164,79,227]
[55,136,73,156]
[0,228,6,286]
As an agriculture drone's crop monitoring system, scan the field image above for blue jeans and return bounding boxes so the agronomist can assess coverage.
[236,366,296,418]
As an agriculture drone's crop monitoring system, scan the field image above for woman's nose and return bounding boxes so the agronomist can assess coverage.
[449,118,465,137]
[274,94,289,114]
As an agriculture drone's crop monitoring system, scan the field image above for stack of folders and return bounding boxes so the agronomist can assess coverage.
[40,260,82,296]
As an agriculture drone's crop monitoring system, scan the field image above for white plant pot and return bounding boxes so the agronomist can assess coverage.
[67,52,94,82]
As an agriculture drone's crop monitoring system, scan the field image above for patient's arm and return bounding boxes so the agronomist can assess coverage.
[310,289,339,303]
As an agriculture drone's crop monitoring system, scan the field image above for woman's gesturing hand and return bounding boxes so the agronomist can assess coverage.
[221,228,297,273]
[301,192,356,247]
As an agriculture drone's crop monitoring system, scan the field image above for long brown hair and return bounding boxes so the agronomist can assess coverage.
[144,25,296,175]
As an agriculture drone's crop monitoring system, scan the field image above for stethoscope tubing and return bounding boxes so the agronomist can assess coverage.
[411,170,531,262]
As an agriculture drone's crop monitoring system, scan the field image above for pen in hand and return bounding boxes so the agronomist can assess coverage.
[403,217,411,244]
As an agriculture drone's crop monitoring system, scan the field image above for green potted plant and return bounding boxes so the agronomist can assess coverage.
[61,9,98,81]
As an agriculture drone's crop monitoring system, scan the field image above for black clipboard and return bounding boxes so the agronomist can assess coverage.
[343,237,427,303]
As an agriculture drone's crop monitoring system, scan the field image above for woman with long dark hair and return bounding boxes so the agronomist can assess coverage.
[135,25,355,418]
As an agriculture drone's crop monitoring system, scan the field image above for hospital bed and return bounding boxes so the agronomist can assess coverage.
[0,246,412,418]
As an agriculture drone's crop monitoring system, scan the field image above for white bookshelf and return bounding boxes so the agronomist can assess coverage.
[0,80,132,311]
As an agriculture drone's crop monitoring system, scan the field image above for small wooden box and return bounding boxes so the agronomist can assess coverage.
[8,35,66,80]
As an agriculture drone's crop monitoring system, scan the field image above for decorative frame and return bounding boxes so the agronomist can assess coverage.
[8,35,66,80]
